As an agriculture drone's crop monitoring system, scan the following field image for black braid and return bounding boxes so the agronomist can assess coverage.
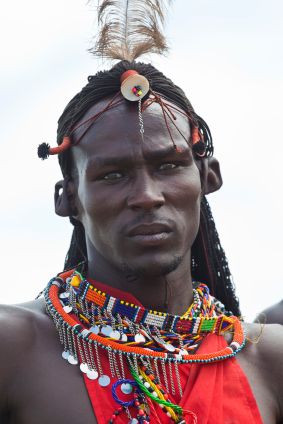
[191,198,241,316]
[56,60,240,316]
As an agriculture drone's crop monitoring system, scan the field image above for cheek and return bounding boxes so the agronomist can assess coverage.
[170,169,202,235]
[78,185,99,222]
[170,167,202,207]
[76,180,121,240]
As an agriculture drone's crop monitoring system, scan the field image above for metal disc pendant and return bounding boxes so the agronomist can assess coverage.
[109,330,120,340]
[90,325,100,334]
[101,325,113,337]
[63,305,72,313]
[129,419,138,424]
[87,369,99,380]
[121,333,128,342]
[164,343,175,352]
[68,354,78,365]
[135,333,146,343]
[80,363,89,373]
[59,292,69,299]
[121,383,133,394]
[81,329,90,338]
[62,350,70,360]
[98,374,110,387]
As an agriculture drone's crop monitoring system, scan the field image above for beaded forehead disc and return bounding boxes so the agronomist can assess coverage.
[120,70,150,101]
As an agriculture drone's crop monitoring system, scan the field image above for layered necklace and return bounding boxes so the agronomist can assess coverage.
[44,269,246,424]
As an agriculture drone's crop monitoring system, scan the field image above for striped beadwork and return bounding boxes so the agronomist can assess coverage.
[74,275,229,334]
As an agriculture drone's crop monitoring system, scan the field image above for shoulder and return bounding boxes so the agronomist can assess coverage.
[0,300,49,385]
[0,300,57,415]
[244,323,283,415]
[0,298,47,332]
[0,298,49,343]
[244,322,283,367]
[256,300,283,325]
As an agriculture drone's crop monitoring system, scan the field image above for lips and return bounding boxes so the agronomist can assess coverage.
[127,223,172,237]
[126,223,173,246]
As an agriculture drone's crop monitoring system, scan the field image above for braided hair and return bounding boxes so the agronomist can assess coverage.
[56,60,241,316]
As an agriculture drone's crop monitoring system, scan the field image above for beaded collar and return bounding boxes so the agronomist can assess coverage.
[74,275,231,335]
[44,269,246,423]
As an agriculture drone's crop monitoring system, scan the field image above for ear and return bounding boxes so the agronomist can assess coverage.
[54,178,78,217]
[197,157,223,195]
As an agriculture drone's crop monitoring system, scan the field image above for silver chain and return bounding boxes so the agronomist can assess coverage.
[107,347,116,378]
[119,351,126,379]
[168,359,176,395]
[174,360,183,398]
[66,327,74,356]
[112,351,121,380]
[88,343,98,372]
[94,342,104,376]
[138,98,145,140]
[82,338,92,369]
[161,358,169,392]
[153,357,161,385]
[71,329,78,360]
[76,337,86,364]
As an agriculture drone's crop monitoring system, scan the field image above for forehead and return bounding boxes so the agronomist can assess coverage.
[72,97,191,168]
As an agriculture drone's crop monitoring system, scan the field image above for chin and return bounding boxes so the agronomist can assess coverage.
[121,255,182,278]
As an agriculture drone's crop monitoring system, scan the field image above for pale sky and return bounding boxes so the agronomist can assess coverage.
[0,0,282,321]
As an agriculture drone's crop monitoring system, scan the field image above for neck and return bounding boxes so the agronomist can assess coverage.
[86,247,193,316]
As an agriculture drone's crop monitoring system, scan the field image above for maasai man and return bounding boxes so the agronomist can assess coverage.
[0,2,282,424]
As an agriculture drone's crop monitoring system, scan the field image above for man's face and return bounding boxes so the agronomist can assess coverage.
[72,98,202,277]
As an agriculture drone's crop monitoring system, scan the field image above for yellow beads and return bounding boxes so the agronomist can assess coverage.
[71,275,80,287]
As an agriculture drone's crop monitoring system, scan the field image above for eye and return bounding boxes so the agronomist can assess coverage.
[102,171,124,181]
[159,163,178,171]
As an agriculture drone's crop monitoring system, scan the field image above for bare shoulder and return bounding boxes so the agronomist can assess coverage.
[0,299,49,384]
[243,322,283,368]
[256,300,283,325]
[248,321,283,351]
[0,300,48,415]
[243,323,283,418]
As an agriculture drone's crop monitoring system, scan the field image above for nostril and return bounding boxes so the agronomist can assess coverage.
[127,175,165,210]
[128,192,165,210]
[129,202,164,210]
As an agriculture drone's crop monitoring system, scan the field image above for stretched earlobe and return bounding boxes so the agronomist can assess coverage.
[198,157,223,195]
[54,178,78,217]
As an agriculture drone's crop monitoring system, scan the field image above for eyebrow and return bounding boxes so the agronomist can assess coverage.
[86,145,190,169]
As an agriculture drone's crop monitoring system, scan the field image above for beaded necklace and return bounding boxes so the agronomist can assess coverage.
[44,269,246,424]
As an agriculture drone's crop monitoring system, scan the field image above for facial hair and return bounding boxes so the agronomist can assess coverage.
[121,255,182,279]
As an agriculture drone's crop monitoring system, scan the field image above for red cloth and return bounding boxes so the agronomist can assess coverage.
[83,281,263,424]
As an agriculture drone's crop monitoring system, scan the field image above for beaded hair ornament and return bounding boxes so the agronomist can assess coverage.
[37,0,206,161]
[37,68,205,160]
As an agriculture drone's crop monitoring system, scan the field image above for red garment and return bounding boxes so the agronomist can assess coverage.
[83,281,263,424]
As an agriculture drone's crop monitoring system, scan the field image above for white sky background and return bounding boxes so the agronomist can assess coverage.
[0,0,282,321]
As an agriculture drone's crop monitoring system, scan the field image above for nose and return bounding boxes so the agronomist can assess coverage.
[127,171,165,211]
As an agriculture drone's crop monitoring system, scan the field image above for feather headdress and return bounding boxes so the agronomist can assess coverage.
[90,0,171,61]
